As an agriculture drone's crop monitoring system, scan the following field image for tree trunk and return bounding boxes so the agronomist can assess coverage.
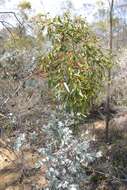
[105,0,114,142]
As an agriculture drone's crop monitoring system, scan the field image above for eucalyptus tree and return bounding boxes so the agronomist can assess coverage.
[40,12,111,117]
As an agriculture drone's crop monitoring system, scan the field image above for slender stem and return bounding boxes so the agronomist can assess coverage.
[105,0,114,142]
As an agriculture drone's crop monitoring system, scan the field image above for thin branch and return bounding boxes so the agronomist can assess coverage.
[0,71,34,108]
[0,11,22,25]
[0,20,16,44]
[0,20,14,28]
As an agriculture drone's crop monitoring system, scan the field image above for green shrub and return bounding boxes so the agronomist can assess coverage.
[41,13,111,116]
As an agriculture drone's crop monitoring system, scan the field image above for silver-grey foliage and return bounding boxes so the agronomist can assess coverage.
[36,111,102,190]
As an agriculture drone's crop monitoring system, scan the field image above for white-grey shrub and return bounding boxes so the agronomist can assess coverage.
[36,111,102,190]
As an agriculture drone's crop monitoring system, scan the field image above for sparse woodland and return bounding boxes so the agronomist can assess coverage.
[0,0,127,190]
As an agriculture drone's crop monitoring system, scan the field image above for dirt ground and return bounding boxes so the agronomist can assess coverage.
[0,73,54,189]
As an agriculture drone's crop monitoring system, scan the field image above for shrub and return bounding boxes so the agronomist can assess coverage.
[41,13,111,116]
[18,0,31,10]
[36,111,102,189]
